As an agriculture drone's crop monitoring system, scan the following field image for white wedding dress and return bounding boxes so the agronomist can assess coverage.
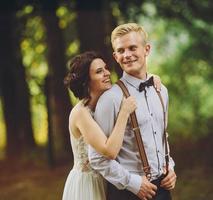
[62,134,107,200]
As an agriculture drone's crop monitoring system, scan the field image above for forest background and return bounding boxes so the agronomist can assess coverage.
[0,0,212,199]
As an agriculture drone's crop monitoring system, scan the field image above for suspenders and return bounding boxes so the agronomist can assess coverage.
[116,80,169,179]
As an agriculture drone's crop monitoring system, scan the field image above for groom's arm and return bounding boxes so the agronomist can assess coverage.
[88,89,142,195]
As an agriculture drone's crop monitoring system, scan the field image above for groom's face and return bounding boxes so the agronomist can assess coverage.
[113,31,150,78]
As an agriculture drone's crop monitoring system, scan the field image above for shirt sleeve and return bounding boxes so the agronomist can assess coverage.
[88,89,142,195]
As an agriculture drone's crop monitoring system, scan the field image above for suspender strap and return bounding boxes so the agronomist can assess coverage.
[116,80,151,179]
[116,79,170,178]
[156,91,169,175]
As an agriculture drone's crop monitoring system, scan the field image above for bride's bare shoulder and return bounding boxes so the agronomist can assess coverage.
[70,101,88,119]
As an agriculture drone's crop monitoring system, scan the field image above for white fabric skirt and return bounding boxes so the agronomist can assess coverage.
[62,169,107,200]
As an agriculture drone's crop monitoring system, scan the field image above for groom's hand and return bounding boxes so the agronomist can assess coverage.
[160,169,177,190]
[137,176,157,200]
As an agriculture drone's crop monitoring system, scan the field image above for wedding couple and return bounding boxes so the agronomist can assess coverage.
[62,23,177,200]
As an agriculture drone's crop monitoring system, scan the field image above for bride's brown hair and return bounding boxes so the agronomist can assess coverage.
[64,51,104,105]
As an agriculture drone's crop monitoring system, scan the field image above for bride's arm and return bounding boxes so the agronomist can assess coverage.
[76,96,136,159]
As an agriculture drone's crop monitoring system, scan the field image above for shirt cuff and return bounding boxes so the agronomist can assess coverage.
[126,173,142,195]
[169,157,175,170]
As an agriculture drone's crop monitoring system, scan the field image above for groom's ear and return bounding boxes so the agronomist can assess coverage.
[144,44,151,56]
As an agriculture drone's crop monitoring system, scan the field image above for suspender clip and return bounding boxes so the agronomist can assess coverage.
[132,127,140,131]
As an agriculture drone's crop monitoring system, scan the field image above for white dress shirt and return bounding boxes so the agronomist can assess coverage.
[89,72,175,195]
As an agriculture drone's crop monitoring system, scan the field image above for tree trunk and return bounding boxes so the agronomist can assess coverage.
[0,3,35,157]
[40,0,72,160]
[76,0,122,77]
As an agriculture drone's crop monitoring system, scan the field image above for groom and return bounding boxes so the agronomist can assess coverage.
[89,23,177,200]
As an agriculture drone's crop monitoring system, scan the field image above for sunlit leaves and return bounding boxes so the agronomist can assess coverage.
[19,7,48,145]
[111,2,121,18]
[56,6,67,17]
[21,13,47,82]
[0,100,6,153]
[69,90,79,106]
[56,6,76,29]
[142,2,157,17]
[35,44,45,54]
[66,40,80,56]
[31,99,48,145]
[110,71,118,84]
[16,5,34,17]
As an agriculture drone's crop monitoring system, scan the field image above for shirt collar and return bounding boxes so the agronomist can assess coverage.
[122,71,148,89]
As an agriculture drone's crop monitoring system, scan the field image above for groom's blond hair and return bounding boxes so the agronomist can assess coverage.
[111,23,148,49]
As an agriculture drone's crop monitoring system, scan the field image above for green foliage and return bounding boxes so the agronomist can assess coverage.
[56,6,76,30]
[110,71,119,84]
[147,17,213,139]
[31,98,48,146]
[0,99,6,155]
[18,4,79,146]
[66,40,80,57]
[69,90,79,106]
[56,5,79,57]
[19,6,48,145]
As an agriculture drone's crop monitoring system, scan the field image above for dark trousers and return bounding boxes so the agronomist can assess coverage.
[151,176,172,200]
[107,176,172,200]
[107,183,140,200]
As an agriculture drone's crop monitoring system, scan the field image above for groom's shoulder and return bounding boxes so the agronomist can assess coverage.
[161,83,168,95]
[99,83,123,101]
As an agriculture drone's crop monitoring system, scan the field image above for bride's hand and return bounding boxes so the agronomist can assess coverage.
[120,96,137,114]
[149,74,161,92]
[153,75,161,92]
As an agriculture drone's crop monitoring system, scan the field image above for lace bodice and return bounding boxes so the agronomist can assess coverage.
[71,134,98,175]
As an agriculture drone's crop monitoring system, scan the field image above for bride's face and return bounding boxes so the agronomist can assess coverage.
[88,58,112,96]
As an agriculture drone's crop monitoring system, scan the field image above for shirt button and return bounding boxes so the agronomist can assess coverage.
[154,131,156,134]
[151,113,153,116]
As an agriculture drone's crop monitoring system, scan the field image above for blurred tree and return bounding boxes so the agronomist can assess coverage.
[153,0,213,66]
[76,0,122,76]
[151,0,213,138]
[76,0,107,52]
[37,0,73,160]
[0,1,35,157]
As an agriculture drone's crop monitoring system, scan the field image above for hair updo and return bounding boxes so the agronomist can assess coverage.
[64,51,104,102]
